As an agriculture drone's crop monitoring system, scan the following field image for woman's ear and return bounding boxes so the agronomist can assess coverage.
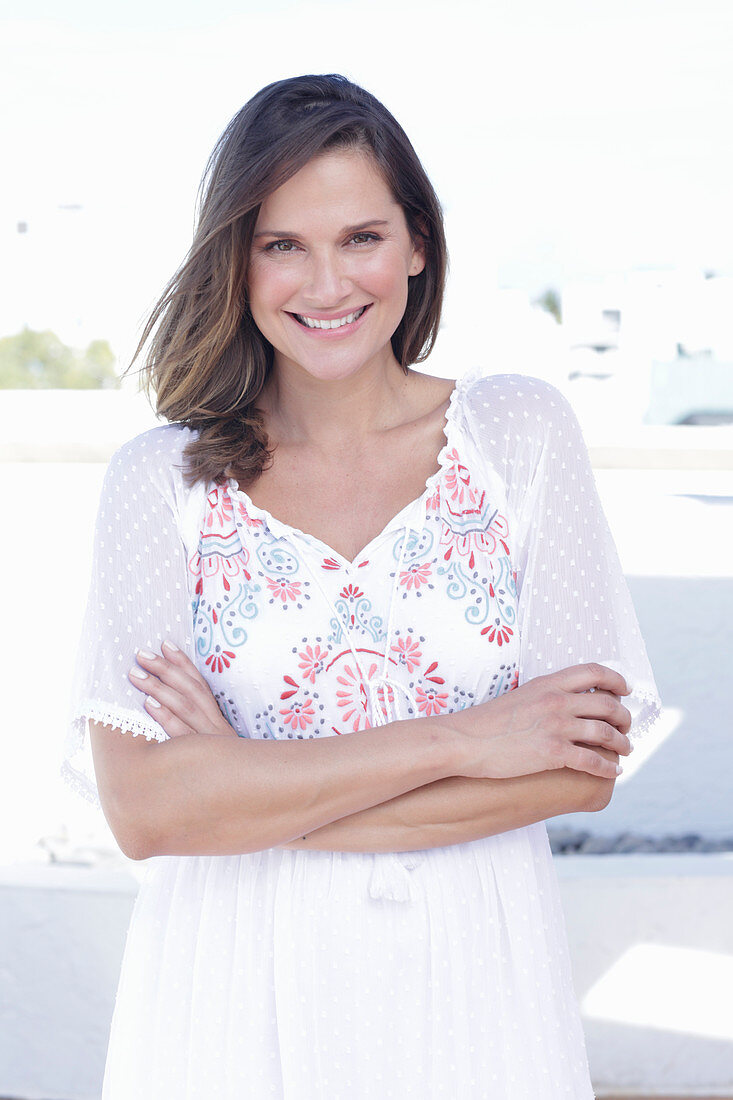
[409,245,426,277]
[409,215,428,276]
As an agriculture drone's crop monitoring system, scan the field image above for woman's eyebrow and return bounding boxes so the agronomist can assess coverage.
[253,219,391,239]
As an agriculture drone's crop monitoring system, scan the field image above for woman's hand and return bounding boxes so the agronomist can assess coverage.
[128,641,238,740]
[449,662,632,781]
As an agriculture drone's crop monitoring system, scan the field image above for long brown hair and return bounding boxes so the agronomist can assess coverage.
[127,74,448,489]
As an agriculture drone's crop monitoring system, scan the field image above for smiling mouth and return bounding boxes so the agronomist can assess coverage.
[291,305,370,330]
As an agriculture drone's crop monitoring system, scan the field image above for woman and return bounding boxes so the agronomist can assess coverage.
[64,74,661,1098]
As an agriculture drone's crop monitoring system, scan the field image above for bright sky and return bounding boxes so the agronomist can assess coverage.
[1,0,731,361]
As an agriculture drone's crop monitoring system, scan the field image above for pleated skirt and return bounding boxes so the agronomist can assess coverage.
[102,822,594,1099]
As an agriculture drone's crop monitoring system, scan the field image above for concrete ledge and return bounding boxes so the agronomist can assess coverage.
[588,425,733,469]
[589,444,733,470]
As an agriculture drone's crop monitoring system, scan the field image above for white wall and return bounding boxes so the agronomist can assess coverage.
[0,865,135,1100]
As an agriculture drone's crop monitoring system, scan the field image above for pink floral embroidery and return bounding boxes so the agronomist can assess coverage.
[279,698,316,732]
[434,445,513,571]
[336,662,377,732]
[481,621,514,646]
[266,577,302,603]
[425,484,441,514]
[189,436,519,743]
[423,660,445,685]
[232,494,265,530]
[443,448,473,506]
[205,648,236,674]
[391,636,422,673]
[415,685,449,716]
[204,486,235,530]
[298,644,328,684]
[189,489,254,595]
[440,501,510,571]
[399,562,433,591]
[340,583,364,601]
[201,537,252,592]
[280,674,298,700]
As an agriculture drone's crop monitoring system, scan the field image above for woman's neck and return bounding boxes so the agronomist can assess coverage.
[259,356,412,452]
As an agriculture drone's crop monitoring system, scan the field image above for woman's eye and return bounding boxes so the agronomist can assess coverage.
[266,240,298,253]
[350,232,379,245]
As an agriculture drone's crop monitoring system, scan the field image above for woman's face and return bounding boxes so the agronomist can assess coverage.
[246,148,425,385]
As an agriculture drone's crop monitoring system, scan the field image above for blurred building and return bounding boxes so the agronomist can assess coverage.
[560,268,733,425]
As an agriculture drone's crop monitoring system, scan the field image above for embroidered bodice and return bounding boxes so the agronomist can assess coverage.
[63,371,661,809]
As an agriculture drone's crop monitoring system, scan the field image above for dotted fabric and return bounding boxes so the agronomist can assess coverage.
[464,375,661,725]
[63,372,661,1099]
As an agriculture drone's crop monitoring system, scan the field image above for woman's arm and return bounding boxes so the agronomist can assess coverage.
[278,750,618,852]
[91,715,454,861]
[103,646,630,860]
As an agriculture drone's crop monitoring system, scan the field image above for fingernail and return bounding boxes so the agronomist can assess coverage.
[136,648,156,660]
[146,695,161,708]
[615,764,624,775]
[162,640,179,653]
[129,666,148,680]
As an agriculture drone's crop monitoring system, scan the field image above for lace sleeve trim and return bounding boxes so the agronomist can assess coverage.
[628,687,663,742]
[61,702,170,806]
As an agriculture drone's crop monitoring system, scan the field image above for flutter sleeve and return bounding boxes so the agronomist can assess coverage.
[62,424,199,806]
[464,373,662,740]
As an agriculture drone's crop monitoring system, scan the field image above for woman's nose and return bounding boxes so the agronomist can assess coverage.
[302,249,353,304]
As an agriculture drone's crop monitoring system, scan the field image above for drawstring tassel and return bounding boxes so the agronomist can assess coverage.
[366,676,418,726]
[364,524,417,727]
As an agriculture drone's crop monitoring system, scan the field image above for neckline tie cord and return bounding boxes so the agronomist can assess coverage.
[290,523,426,903]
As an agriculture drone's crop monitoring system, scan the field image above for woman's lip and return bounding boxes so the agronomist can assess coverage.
[290,305,371,323]
[287,303,372,336]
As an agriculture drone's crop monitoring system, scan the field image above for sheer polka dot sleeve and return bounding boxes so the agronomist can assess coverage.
[464,373,662,740]
[62,425,198,806]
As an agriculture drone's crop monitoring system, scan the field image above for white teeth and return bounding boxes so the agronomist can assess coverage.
[296,306,366,329]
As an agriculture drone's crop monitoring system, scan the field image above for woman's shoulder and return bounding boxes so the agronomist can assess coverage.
[453,370,579,449]
[456,370,571,421]
[104,422,199,497]
[110,421,196,463]
[447,371,586,503]
[108,421,197,468]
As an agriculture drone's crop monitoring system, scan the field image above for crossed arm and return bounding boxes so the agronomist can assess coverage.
[94,650,621,859]
[277,762,614,852]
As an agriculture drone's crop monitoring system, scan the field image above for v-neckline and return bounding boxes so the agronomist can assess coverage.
[226,378,463,570]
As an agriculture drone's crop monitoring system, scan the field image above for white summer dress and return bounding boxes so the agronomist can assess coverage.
[63,371,661,1100]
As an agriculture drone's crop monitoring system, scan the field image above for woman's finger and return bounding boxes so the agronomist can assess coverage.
[564,742,622,779]
[129,649,233,736]
[133,649,216,712]
[143,695,197,739]
[129,661,212,730]
[160,640,217,693]
[570,718,632,756]
[553,662,629,698]
[134,647,203,694]
[127,663,197,737]
[128,663,189,718]
[571,689,632,735]
[135,647,219,713]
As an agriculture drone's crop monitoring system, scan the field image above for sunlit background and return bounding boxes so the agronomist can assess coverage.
[1,2,732,1098]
